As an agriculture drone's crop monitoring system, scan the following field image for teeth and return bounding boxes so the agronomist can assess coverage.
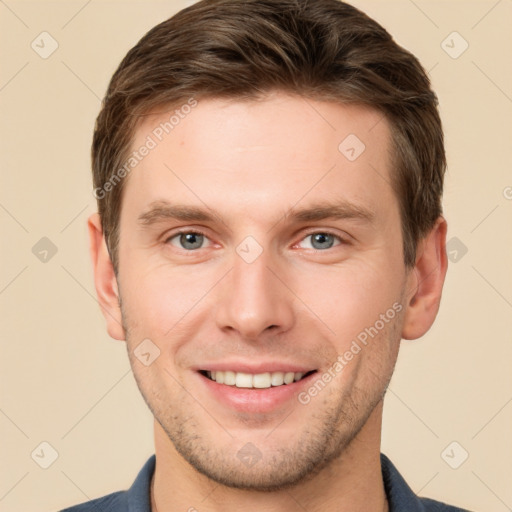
[252,372,271,388]
[284,372,295,384]
[235,372,253,388]
[224,370,236,385]
[205,370,309,388]
[271,372,285,386]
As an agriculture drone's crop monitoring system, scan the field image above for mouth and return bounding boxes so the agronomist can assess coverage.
[198,369,318,389]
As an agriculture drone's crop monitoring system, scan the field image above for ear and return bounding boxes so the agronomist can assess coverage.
[401,216,448,340]
[88,213,125,341]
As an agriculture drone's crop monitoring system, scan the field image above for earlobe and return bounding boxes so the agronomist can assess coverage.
[401,216,448,340]
[88,213,126,341]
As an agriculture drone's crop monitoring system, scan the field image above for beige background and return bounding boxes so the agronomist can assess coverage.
[0,1,511,511]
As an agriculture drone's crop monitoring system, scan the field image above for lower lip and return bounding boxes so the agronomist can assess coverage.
[197,371,317,413]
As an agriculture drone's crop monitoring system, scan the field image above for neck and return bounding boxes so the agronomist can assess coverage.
[151,402,388,512]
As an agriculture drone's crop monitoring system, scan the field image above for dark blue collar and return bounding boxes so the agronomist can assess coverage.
[61,453,471,511]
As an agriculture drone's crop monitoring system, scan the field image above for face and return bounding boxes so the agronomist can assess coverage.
[111,93,415,490]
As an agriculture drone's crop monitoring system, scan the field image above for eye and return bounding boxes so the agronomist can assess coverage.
[298,232,342,250]
[166,231,211,250]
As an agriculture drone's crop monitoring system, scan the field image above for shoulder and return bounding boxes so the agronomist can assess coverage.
[59,491,126,511]
[57,454,155,512]
[418,496,474,511]
[380,453,474,512]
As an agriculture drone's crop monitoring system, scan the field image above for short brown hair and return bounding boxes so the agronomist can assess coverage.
[92,0,445,271]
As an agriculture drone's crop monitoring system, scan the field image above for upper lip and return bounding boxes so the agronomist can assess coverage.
[194,361,318,374]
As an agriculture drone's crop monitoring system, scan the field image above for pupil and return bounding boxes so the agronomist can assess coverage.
[312,233,333,249]
[181,233,203,249]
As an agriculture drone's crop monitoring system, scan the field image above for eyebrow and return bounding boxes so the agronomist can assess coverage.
[137,200,375,227]
[285,202,375,223]
[138,202,218,226]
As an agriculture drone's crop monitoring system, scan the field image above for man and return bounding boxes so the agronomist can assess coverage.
[61,0,472,510]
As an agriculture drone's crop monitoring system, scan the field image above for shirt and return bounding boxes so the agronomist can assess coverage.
[59,453,473,511]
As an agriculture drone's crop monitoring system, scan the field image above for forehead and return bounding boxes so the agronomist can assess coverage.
[123,93,395,225]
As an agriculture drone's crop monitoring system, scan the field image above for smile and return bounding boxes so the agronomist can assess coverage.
[199,370,317,388]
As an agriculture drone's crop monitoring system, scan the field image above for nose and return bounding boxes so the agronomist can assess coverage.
[214,249,295,340]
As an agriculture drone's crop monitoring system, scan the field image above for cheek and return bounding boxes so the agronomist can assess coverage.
[291,257,404,340]
[119,261,218,338]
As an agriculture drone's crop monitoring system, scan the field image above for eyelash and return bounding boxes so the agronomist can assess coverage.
[164,229,348,251]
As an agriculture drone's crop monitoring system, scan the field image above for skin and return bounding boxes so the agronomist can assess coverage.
[89,93,447,512]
